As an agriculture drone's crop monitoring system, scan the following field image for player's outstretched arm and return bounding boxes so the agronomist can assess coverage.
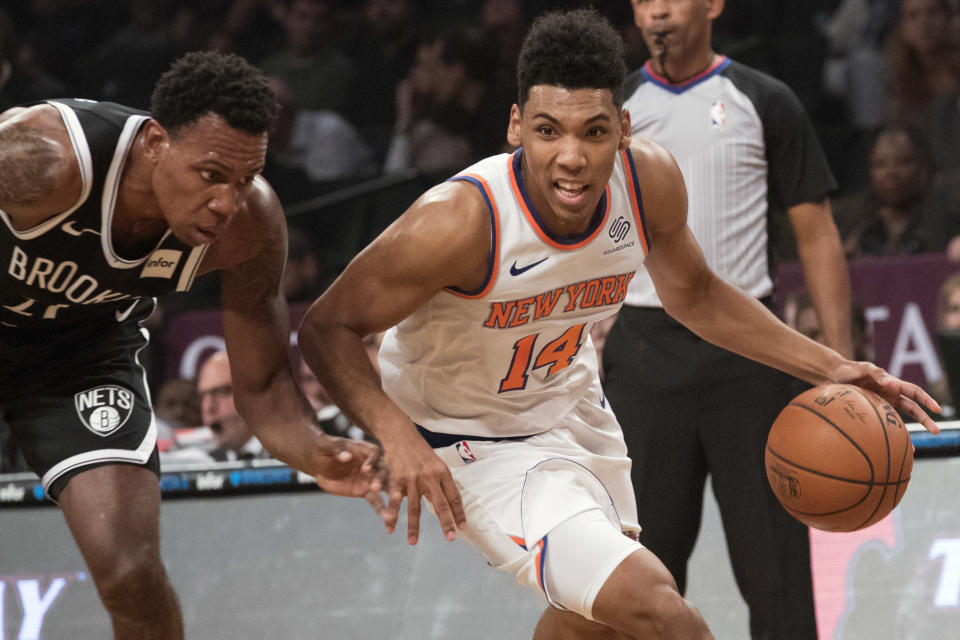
[214,181,382,496]
[633,140,942,433]
[299,181,492,544]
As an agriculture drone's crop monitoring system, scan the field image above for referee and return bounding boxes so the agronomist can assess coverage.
[603,2,853,639]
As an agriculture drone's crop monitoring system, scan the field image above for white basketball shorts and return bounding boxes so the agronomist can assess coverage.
[429,389,642,619]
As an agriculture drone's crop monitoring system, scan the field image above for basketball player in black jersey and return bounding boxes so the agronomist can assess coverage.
[0,51,381,639]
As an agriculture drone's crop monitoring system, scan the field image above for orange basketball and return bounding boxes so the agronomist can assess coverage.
[765,383,914,532]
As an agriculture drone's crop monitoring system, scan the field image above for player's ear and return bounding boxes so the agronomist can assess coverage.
[619,109,632,151]
[506,104,523,148]
[706,0,724,20]
[141,120,170,163]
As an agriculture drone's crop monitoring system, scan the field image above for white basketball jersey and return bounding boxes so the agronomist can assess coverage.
[379,149,650,438]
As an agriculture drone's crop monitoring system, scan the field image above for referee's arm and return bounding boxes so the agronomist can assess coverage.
[789,198,854,358]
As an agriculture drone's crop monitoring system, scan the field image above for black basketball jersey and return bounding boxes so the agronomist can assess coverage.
[0,99,208,330]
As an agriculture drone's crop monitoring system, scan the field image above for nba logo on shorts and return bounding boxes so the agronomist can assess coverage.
[74,385,134,436]
[709,101,726,130]
[456,441,477,464]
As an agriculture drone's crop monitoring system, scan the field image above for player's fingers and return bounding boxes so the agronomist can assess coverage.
[322,434,351,459]
[890,381,941,434]
[406,486,423,546]
[899,395,940,434]
[425,483,458,542]
[383,481,404,534]
[360,443,384,490]
[361,443,379,472]
[371,457,389,494]
[438,475,467,532]
[906,382,942,416]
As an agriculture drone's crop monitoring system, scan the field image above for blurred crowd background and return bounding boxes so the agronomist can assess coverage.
[3,0,960,469]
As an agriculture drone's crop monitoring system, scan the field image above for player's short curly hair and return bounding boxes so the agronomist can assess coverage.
[150,50,278,137]
[516,8,627,109]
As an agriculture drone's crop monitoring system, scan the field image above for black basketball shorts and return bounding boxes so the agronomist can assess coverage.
[0,320,160,501]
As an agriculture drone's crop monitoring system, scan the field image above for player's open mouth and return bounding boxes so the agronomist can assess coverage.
[555,181,588,204]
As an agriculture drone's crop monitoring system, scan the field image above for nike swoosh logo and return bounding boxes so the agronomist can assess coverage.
[62,220,100,237]
[509,257,549,276]
[115,300,139,322]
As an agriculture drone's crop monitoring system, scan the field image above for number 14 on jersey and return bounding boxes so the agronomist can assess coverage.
[498,323,587,392]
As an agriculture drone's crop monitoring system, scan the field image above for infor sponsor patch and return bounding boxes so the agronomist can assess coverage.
[140,249,182,279]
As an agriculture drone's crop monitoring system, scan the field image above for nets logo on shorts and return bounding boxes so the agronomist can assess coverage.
[74,385,134,437]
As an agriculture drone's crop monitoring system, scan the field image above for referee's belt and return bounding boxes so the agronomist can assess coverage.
[415,424,534,449]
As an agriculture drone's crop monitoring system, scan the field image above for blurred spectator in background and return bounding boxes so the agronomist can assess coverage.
[5,0,122,100]
[154,377,201,452]
[917,31,960,199]
[345,0,420,165]
[196,352,270,462]
[282,225,333,304]
[199,0,286,63]
[0,9,69,110]
[838,127,960,256]
[155,378,201,430]
[258,0,357,115]
[265,74,375,201]
[383,24,509,176]
[784,287,873,361]
[72,1,179,109]
[886,0,960,127]
[478,0,527,94]
[928,271,960,414]
[0,8,14,103]
[297,355,366,441]
[822,0,899,134]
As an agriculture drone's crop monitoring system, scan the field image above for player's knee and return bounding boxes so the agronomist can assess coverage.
[94,553,169,615]
[625,585,712,640]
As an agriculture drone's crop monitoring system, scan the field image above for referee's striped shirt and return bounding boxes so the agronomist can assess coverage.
[621,56,836,308]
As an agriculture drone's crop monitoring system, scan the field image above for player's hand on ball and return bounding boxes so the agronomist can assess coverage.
[834,362,941,433]
[312,435,385,497]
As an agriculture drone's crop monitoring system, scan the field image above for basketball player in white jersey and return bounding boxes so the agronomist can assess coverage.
[299,9,940,639]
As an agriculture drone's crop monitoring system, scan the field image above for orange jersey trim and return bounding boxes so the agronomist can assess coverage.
[620,149,651,254]
[444,173,500,299]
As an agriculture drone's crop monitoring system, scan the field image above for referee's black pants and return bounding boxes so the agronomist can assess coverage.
[602,305,817,640]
